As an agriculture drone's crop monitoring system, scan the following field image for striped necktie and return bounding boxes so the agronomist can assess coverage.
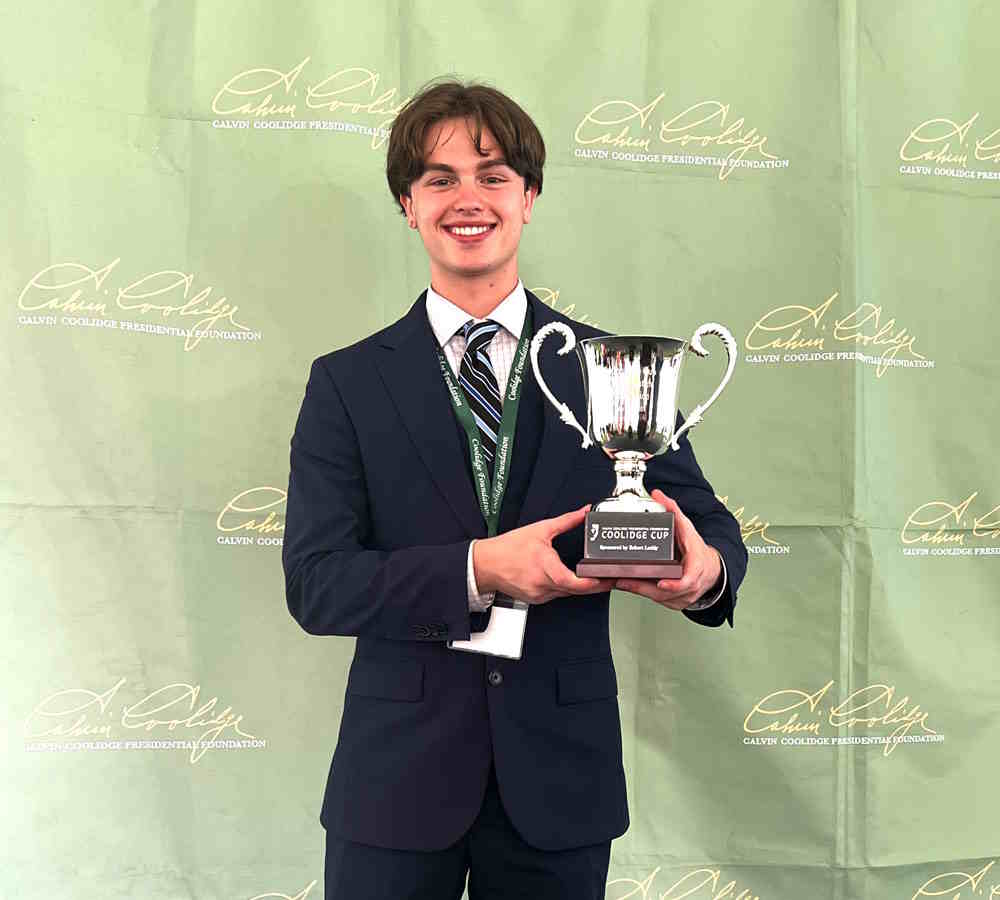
[457,319,503,470]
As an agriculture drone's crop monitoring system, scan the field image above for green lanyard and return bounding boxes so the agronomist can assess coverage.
[436,304,533,537]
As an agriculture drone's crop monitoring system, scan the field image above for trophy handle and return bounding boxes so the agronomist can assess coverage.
[670,322,737,450]
[529,322,594,449]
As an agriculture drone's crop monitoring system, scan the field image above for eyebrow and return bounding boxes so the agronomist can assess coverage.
[422,159,511,175]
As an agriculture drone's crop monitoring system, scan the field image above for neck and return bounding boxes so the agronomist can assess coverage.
[429,268,520,319]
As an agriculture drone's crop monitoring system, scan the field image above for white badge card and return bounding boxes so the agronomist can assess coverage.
[448,598,528,660]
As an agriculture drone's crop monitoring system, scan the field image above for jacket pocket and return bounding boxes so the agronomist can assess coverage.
[556,657,618,705]
[346,657,425,702]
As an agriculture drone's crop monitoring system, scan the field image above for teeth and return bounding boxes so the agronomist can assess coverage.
[450,225,491,236]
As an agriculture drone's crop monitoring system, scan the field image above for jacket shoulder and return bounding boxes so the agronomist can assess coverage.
[311,330,381,380]
[309,302,418,381]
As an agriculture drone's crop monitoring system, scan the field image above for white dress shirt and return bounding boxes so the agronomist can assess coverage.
[424,281,724,613]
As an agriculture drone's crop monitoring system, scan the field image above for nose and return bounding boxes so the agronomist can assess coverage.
[452,177,484,214]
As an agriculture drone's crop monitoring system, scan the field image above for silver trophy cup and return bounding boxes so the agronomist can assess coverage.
[530,322,736,576]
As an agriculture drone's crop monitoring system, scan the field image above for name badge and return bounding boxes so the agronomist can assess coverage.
[448,597,528,660]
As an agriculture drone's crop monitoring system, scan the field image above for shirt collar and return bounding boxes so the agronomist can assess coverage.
[425,280,527,348]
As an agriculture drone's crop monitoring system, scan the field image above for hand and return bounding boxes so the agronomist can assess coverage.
[474,505,617,605]
[614,490,722,611]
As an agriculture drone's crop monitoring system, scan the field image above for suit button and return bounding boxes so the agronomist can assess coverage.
[487,669,503,687]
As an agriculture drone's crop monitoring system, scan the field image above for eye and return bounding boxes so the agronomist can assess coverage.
[483,175,506,184]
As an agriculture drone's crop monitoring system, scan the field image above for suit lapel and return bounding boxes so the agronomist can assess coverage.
[516,294,590,527]
[374,293,487,538]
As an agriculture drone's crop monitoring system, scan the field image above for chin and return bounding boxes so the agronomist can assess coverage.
[445,257,500,277]
[456,265,503,279]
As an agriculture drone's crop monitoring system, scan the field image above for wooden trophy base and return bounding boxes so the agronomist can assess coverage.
[576,558,683,579]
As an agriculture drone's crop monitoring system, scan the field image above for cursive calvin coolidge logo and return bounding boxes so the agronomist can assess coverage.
[530,287,597,326]
[211,58,408,149]
[574,93,786,180]
[743,291,933,376]
[217,486,286,547]
[607,866,760,900]
[900,493,1000,557]
[25,678,261,764]
[743,680,938,757]
[16,258,258,351]
[716,495,789,556]
[910,861,999,900]
[899,113,1000,180]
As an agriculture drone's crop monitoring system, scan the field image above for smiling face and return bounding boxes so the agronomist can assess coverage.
[399,117,537,300]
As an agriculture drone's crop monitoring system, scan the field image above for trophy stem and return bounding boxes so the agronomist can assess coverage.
[611,452,650,500]
[593,451,664,513]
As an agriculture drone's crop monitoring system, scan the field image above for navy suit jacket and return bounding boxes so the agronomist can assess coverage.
[282,289,747,852]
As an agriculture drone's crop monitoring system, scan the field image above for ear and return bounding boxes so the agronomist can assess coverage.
[521,185,538,224]
[400,194,417,229]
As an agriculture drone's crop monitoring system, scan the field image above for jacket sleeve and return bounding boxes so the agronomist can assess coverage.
[643,412,748,628]
[282,356,474,643]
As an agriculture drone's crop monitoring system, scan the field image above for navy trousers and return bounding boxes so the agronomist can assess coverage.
[324,763,612,899]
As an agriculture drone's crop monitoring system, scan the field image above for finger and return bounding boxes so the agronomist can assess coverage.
[616,579,699,610]
[543,504,591,539]
[650,490,690,528]
[569,576,618,595]
[615,579,685,607]
[650,490,698,554]
[614,578,664,601]
[549,562,615,594]
[656,554,704,595]
[662,592,701,610]
[616,575,698,601]
[542,555,615,596]
[654,572,695,594]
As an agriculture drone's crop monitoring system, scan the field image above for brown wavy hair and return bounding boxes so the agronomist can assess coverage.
[386,80,545,214]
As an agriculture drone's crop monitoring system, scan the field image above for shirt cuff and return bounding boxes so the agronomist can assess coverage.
[684,551,727,612]
[467,539,496,612]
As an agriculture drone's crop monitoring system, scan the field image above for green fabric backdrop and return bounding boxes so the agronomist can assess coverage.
[3,1,998,897]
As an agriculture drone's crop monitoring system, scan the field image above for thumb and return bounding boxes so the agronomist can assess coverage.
[651,490,685,522]
[651,490,692,551]
[544,504,591,539]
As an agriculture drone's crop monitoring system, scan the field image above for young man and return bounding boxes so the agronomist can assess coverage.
[283,81,746,900]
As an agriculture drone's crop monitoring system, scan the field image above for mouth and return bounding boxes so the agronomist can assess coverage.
[443,223,497,242]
